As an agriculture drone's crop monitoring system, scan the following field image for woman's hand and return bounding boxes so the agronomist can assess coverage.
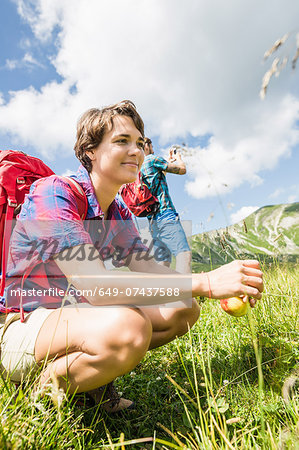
[198,260,264,302]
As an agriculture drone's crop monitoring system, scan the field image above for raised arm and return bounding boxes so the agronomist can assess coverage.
[165,149,186,175]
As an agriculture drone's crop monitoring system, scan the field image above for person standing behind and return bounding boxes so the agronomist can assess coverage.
[140,138,191,273]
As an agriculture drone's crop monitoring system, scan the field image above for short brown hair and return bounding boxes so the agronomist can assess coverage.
[74,100,145,172]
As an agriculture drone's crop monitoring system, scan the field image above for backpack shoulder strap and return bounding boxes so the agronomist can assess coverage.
[61,176,88,220]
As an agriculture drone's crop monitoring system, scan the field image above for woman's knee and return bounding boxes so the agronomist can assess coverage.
[113,307,152,356]
[168,300,200,337]
[88,307,152,368]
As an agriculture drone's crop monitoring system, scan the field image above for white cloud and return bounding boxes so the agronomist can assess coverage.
[23,52,44,68]
[14,0,65,42]
[230,206,259,224]
[5,52,45,70]
[184,95,299,198]
[0,0,299,195]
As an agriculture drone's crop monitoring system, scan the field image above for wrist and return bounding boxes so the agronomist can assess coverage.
[192,272,211,298]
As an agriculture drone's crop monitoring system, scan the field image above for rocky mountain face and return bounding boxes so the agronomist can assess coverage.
[191,202,299,271]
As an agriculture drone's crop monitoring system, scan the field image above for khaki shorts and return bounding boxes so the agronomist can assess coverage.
[0,307,54,383]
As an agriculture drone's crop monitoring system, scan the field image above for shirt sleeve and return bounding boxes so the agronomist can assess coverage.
[19,176,92,262]
[151,156,168,171]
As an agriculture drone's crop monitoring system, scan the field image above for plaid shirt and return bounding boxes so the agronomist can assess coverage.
[140,155,176,216]
[1,165,147,312]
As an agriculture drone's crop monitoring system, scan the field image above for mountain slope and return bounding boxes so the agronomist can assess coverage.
[191,202,299,270]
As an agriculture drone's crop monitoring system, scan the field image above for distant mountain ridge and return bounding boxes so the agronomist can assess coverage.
[191,202,299,270]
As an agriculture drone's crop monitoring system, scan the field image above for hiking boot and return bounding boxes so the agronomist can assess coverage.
[76,382,134,413]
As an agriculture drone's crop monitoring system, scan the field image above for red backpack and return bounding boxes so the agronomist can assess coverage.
[0,150,88,297]
[119,172,160,217]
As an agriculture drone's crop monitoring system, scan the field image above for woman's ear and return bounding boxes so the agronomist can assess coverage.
[86,149,95,161]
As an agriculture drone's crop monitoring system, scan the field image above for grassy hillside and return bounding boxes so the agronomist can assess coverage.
[191,202,299,272]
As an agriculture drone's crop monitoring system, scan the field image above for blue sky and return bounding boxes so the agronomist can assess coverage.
[0,0,298,234]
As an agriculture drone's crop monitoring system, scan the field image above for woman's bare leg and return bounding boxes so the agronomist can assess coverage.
[140,298,200,350]
[34,298,200,392]
[34,304,152,393]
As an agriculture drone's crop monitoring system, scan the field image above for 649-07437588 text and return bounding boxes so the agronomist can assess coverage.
[97,287,181,297]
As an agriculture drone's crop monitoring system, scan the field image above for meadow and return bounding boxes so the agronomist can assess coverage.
[0,263,298,449]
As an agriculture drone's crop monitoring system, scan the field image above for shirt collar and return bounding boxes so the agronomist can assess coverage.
[71,164,118,220]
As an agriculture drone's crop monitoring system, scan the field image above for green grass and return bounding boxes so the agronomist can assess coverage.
[0,263,298,449]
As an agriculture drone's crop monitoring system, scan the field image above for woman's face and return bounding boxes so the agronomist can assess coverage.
[89,115,145,187]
